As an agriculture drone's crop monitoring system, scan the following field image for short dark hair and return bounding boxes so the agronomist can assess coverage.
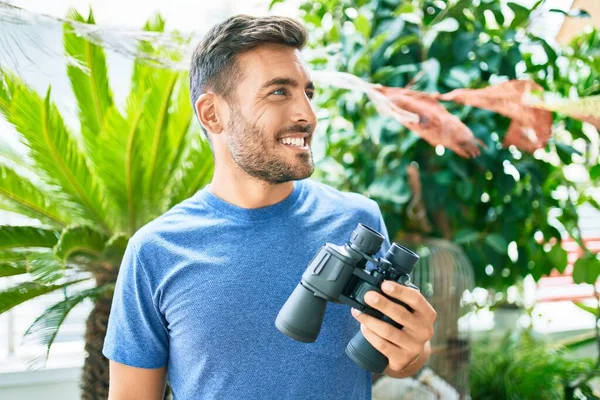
[189,15,308,139]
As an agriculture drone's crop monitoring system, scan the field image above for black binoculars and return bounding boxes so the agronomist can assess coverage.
[275,223,420,374]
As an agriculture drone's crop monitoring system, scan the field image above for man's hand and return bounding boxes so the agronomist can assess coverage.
[350,280,436,378]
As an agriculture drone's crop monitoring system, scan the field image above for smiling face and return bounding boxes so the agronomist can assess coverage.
[219,44,318,184]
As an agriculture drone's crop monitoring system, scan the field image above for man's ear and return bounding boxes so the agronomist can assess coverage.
[195,92,223,134]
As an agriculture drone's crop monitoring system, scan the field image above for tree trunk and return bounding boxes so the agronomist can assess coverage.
[79,289,172,399]
[80,295,112,400]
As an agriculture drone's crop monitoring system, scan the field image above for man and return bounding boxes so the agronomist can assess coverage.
[103,14,436,400]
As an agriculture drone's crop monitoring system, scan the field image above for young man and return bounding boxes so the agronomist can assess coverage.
[103,15,436,400]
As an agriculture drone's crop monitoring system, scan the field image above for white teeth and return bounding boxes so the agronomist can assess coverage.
[278,137,306,147]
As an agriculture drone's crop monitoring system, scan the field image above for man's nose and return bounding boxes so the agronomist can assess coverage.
[291,93,317,127]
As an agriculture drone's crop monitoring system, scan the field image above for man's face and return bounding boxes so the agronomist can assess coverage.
[221,44,317,185]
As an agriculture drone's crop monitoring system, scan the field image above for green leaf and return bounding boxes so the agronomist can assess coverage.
[0,164,79,227]
[547,243,568,273]
[132,14,166,92]
[572,254,600,284]
[94,93,149,234]
[0,249,45,263]
[573,301,599,317]
[485,234,508,254]
[555,143,582,164]
[103,233,129,260]
[268,0,285,10]
[0,142,32,171]
[0,73,112,234]
[143,71,180,208]
[20,284,113,370]
[354,15,371,39]
[0,261,27,277]
[0,279,88,314]
[590,164,600,180]
[367,175,411,205]
[63,9,113,153]
[507,2,531,28]
[393,3,415,15]
[383,35,419,61]
[26,251,67,284]
[167,134,214,209]
[54,225,107,262]
[455,229,481,244]
[0,226,60,251]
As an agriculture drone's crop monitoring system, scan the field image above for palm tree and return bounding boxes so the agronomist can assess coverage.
[0,9,213,399]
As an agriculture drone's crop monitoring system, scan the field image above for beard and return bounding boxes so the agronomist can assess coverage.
[225,105,314,185]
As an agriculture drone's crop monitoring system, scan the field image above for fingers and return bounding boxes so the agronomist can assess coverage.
[360,286,436,339]
[379,281,437,325]
[362,291,419,331]
[357,322,423,372]
[352,308,419,352]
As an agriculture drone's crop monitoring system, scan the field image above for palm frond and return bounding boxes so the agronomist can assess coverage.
[167,134,214,209]
[103,233,129,262]
[0,68,17,108]
[20,283,113,370]
[0,261,27,277]
[0,249,52,261]
[0,71,113,234]
[0,141,33,171]
[63,9,113,146]
[161,74,195,205]
[26,251,70,284]
[0,225,60,251]
[0,164,83,227]
[92,92,149,234]
[131,14,166,93]
[139,69,179,215]
[0,278,88,314]
[54,225,107,262]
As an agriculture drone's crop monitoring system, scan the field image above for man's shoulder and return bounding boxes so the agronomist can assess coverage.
[303,178,380,215]
[128,193,207,255]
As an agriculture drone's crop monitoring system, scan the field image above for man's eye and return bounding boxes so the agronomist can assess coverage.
[272,88,287,96]
[306,91,315,101]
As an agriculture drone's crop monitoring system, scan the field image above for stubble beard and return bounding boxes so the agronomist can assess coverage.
[225,108,314,185]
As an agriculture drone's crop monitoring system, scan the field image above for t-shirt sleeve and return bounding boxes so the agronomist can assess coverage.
[102,240,169,369]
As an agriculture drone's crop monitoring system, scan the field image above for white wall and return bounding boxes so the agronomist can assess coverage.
[0,367,81,400]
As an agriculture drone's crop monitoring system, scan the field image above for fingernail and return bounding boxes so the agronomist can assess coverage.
[365,292,379,304]
[383,282,395,293]
[351,308,362,317]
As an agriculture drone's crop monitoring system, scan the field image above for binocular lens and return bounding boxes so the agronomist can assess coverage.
[275,283,327,343]
[385,243,419,275]
[349,224,384,255]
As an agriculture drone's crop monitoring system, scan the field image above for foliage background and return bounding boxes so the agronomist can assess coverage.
[275,0,600,292]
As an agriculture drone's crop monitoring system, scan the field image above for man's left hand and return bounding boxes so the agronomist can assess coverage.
[350,280,436,377]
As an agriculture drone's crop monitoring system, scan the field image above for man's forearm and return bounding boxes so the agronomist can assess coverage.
[383,341,431,379]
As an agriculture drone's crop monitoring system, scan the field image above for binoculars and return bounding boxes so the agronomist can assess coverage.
[275,223,420,374]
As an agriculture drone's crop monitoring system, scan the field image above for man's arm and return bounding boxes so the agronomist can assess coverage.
[108,360,167,400]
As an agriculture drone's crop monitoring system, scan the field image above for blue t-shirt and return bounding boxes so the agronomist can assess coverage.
[103,178,391,400]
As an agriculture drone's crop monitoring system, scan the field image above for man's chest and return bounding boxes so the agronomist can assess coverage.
[154,225,361,360]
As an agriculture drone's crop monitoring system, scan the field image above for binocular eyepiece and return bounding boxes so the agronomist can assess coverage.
[275,223,420,374]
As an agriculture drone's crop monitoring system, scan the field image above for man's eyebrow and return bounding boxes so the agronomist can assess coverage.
[260,77,315,91]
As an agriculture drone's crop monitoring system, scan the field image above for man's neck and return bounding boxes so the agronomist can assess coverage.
[209,165,295,209]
